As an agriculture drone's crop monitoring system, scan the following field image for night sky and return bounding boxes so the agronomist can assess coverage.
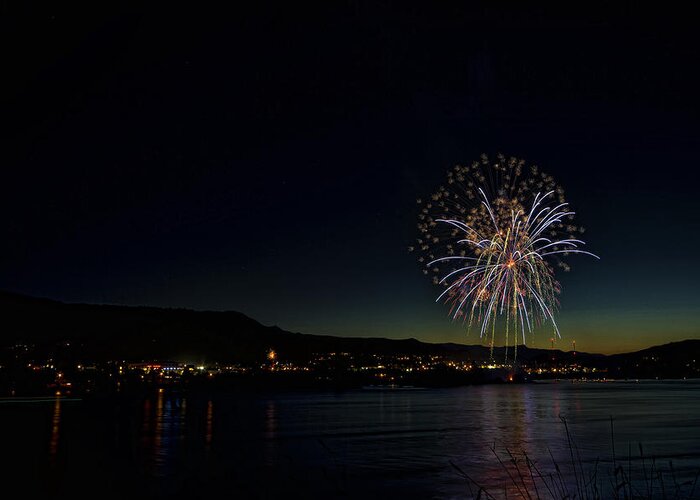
[3,4,699,353]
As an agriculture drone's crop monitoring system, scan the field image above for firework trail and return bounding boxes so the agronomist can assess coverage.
[412,154,598,360]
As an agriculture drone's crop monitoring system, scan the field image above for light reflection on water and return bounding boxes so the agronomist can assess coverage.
[264,399,277,466]
[48,396,61,462]
[8,381,700,498]
[205,400,213,452]
[140,389,189,477]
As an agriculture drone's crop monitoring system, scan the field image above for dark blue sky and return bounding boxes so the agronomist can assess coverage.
[2,3,699,353]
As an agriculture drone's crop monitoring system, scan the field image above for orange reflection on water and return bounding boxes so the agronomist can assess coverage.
[265,399,276,439]
[264,399,277,466]
[49,396,61,461]
[154,388,164,458]
[205,400,214,451]
[142,398,151,435]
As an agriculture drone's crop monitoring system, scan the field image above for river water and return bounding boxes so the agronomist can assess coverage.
[1,380,698,498]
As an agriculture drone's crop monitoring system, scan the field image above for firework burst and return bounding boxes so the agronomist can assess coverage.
[413,154,598,360]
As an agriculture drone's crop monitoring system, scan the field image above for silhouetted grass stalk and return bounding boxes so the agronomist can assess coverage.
[455,415,700,499]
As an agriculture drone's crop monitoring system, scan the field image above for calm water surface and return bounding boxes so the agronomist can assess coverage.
[1,381,699,498]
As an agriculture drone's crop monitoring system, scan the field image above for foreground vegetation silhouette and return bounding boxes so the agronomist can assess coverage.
[451,416,699,500]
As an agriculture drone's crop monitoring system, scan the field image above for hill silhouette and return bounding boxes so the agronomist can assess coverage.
[1,291,698,374]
